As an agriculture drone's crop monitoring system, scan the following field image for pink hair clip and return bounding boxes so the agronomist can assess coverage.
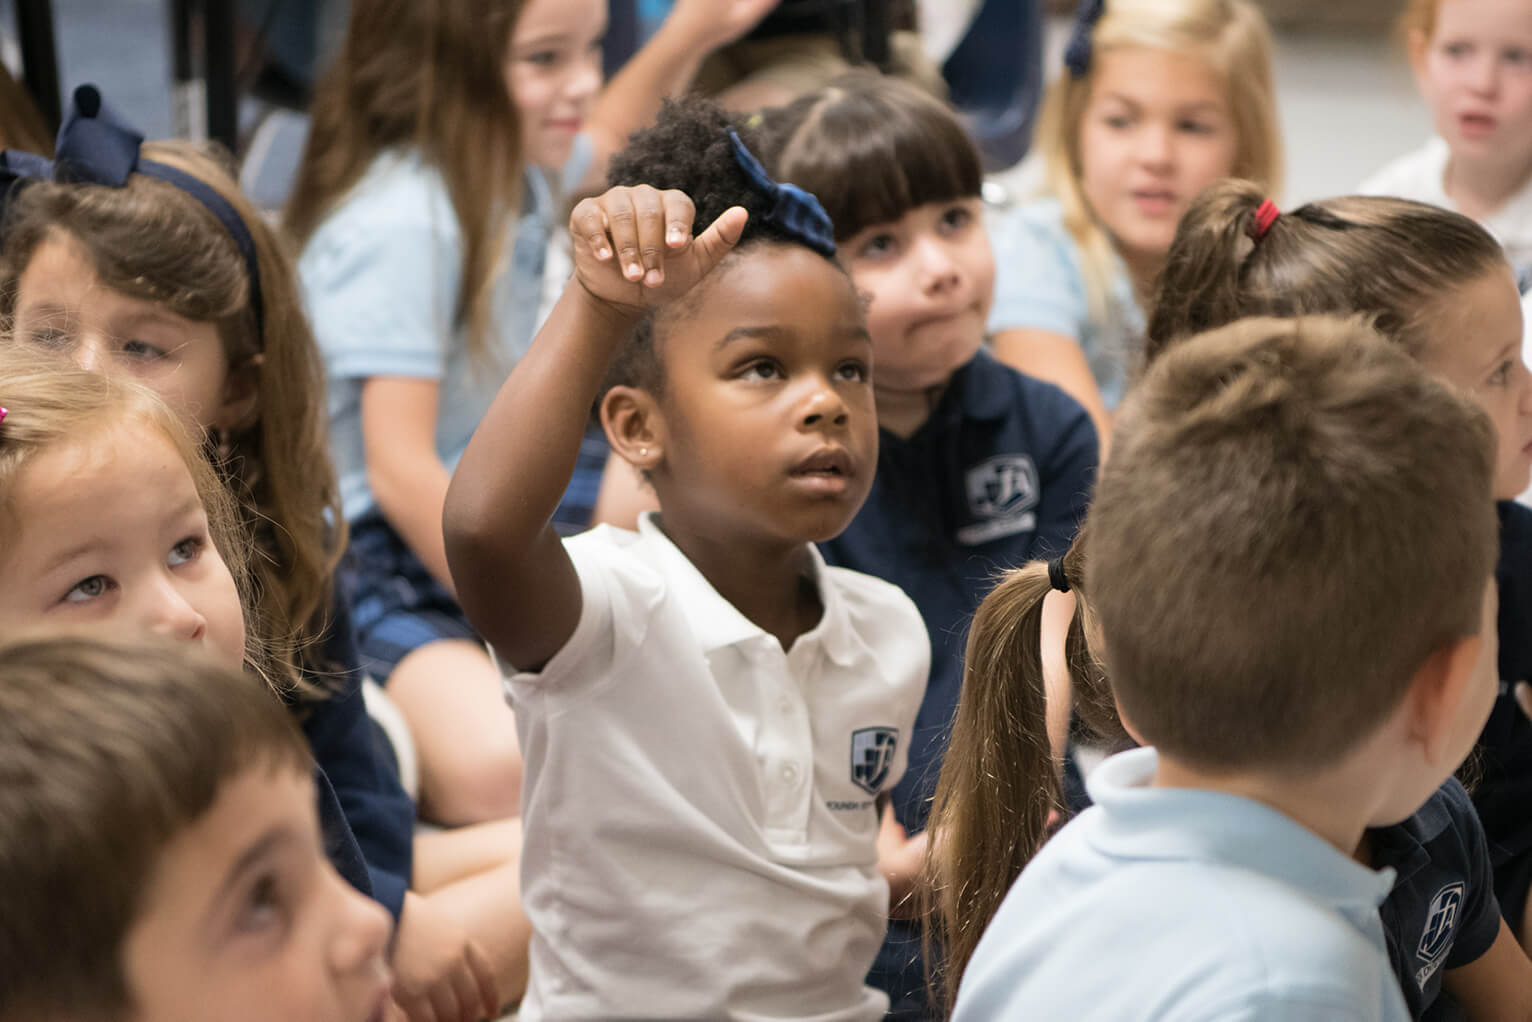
[1247,199,1280,242]
[0,407,8,425]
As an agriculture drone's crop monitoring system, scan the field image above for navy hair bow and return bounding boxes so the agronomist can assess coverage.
[727,130,836,259]
[1063,0,1107,78]
[0,84,264,335]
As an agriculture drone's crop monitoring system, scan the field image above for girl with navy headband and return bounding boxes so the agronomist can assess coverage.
[0,87,526,1022]
[444,96,928,1020]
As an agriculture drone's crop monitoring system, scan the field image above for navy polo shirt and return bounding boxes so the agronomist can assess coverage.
[820,348,1097,1020]
[1470,502,1532,923]
[294,592,416,921]
[1374,778,1502,1021]
[821,347,1097,834]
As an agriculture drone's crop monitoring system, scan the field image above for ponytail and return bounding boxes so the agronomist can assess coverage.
[1147,179,1506,365]
[923,564,1065,1006]
[1145,180,1278,363]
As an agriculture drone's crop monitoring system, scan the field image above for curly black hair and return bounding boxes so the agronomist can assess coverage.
[601,96,842,398]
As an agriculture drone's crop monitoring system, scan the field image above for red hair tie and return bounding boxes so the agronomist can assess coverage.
[1247,199,1280,242]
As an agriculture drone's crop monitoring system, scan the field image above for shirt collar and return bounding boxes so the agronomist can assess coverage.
[1086,748,1397,910]
[636,513,861,667]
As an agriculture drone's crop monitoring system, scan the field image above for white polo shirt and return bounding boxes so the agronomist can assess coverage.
[504,514,929,1021]
[955,748,1408,1022]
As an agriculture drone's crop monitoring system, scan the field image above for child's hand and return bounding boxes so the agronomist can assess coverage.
[877,802,930,921]
[391,892,500,1022]
[570,185,746,315]
[669,0,783,50]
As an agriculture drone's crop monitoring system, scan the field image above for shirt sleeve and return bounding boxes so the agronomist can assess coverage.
[1444,777,1504,969]
[501,531,664,701]
[302,195,462,384]
[1021,378,1099,561]
[299,595,416,922]
[986,203,1092,341]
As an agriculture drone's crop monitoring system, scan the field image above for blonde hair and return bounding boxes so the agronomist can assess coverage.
[1037,0,1282,326]
[285,0,527,364]
[0,141,344,694]
[0,351,293,696]
[925,315,1498,1003]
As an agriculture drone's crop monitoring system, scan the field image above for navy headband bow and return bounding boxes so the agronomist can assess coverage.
[0,84,264,337]
[1063,0,1106,78]
[727,130,836,259]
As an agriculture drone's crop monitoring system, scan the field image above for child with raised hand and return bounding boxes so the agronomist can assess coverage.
[284,0,782,830]
[444,98,928,1020]
[1362,0,1532,293]
[755,71,1098,1020]
[986,0,1281,429]
[0,89,523,1021]
[0,637,394,1022]
[950,316,1502,1020]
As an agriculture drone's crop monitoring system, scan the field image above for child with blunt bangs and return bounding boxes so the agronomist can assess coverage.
[0,638,393,1022]
[1149,185,1532,992]
[756,71,1098,1020]
[986,0,1281,427]
[285,0,782,832]
[0,88,521,1020]
[445,97,927,1020]
[949,316,1501,1021]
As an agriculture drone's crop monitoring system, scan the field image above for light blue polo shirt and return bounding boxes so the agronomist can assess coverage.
[953,748,1409,1022]
[299,139,592,522]
[985,197,1144,410]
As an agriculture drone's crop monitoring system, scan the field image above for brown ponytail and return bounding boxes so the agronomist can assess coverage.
[922,529,1119,1008]
[1147,179,1507,365]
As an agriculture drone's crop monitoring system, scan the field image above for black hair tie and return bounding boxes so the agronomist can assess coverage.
[1047,558,1071,593]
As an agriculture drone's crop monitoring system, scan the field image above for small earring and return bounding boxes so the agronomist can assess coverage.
[639,447,649,457]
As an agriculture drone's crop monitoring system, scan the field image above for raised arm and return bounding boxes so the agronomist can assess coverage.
[579,0,781,188]
[443,186,745,669]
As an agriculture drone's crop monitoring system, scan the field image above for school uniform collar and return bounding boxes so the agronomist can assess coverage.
[635,512,860,667]
[1367,781,1457,887]
[1086,747,1397,910]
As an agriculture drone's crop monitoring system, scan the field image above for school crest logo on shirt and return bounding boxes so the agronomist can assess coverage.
[850,727,899,795]
[1415,882,1464,988]
[958,455,1040,546]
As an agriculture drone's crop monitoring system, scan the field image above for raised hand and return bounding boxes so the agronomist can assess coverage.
[668,0,784,50]
[570,185,747,314]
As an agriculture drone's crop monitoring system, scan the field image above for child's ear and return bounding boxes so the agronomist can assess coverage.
[1405,631,1487,767]
[214,353,263,435]
[600,385,665,473]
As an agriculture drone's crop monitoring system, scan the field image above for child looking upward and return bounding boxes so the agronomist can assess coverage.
[444,98,927,1020]
[0,638,393,1022]
[951,317,1501,1020]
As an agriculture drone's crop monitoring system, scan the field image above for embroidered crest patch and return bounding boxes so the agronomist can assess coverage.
[1415,882,1464,988]
[958,455,1039,545]
[850,727,899,795]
